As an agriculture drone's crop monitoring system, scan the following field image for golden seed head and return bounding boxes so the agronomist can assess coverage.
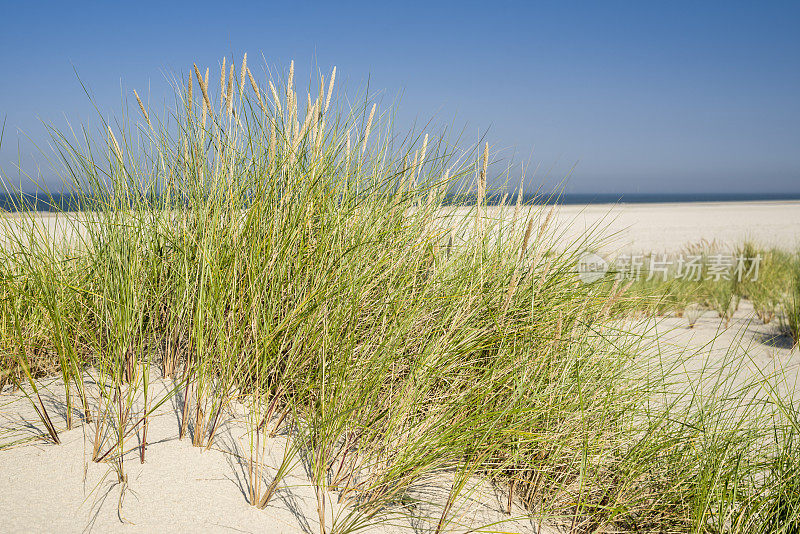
[440,168,451,198]
[269,80,282,118]
[522,216,535,254]
[194,64,212,116]
[187,71,193,115]
[203,67,209,125]
[133,89,151,128]
[317,74,324,118]
[287,60,294,97]
[361,103,376,155]
[297,101,316,146]
[418,134,428,180]
[482,142,489,178]
[220,57,227,104]
[480,142,488,191]
[268,117,276,164]
[227,64,234,118]
[239,53,247,98]
[247,67,264,110]
[540,205,555,235]
[324,66,336,115]
[108,126,123,162]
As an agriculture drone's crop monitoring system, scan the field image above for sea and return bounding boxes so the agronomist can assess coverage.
[1,191,799,213]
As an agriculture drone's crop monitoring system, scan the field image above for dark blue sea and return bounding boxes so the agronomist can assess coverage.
[1,191,799,213]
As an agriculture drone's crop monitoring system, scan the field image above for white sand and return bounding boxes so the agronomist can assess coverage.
[0,378,546,533]
[2,302,796,532]
[6,200,800,254]
[543,200,800,253]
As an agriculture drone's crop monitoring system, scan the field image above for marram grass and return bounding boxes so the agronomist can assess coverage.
[0,57,798,533]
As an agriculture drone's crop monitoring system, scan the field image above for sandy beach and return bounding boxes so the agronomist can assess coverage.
[6,200,800,254]
[2,302,797,533]
[534,200,800,253]
[2,200,798,532]
[4,5,797,529]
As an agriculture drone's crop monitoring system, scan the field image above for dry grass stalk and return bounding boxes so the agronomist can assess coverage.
[247,68,263,110]
[317,76,324,121]
[503,217,537,316]
[513,166,524,233]
[324,66,336,115]
[476,142,488,233]
[182,138,189,180]
[268,118,276,166]
[418,133,428,181]
[220,57,227,107]
[187,72,193,115]
[361,103,376,157]
[108,126,123,162]
[313,116,323,154]
[481,142,488,188]
[287,60,294,102]
[226,64,234,119]
[194,64,212,117]
[268,80,282,118]
[550,310,564,356]
[520,216,536,262]
[600,278,633,319]
[133,89,151,129]
[539,205,555,239]
[440,168,450,199]
[286,61,296,128]
[203,68,209,126]
[600,280,620,318]
[345,129,351,168]
[239,53,247,98]
[409,150,419,192]
[294,102,316,154]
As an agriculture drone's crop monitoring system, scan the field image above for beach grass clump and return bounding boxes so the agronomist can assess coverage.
[617,244,799,332]
[0,57,799,532]
[776,253,800,347]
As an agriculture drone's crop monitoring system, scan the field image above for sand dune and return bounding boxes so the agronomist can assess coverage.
[2,201,799,532]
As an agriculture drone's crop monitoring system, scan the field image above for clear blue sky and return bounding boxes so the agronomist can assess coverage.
[1,0,798,194]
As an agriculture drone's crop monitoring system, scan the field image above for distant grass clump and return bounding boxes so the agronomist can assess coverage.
[618,241,800,338]
[777,253,800,346]
[0,57,799,533]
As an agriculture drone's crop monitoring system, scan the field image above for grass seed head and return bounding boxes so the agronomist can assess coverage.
[227,64,234,118]
[362,103,376,156]
[239,53,247,98]
[194,64,212,117]
[324,66,336,115]
[220,57,227,107]
[247,68,264,111]
[108,126,123,162]
[133,89,151,129]
[268,80,282,118]
[187,71,193,115]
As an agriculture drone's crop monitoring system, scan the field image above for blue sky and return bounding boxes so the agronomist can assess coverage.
[1,0,798,194]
